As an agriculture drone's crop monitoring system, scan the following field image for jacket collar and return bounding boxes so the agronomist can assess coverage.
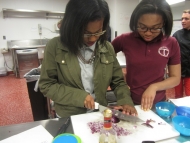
[183,28,190,33]
[96,41,109,54]
[57,38,69,52]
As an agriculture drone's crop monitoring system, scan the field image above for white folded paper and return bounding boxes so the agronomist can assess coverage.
[169,96,190,107]
[0,125,53,143]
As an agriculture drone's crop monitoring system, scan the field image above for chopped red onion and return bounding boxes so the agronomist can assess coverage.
[158,122,166,125]
[141,119,155,128]
[88,121,103,134]
[87,121,132,136]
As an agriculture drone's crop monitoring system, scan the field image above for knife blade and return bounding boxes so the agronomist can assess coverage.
[111,108,144,122]
[95,102,144,122]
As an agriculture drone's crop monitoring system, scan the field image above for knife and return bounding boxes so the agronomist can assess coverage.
[95,102,144,122]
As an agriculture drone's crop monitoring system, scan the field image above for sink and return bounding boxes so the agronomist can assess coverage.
[7,39,49,49]
[8,39,49,78]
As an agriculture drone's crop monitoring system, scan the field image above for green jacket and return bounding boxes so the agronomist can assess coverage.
[39,37,134,117]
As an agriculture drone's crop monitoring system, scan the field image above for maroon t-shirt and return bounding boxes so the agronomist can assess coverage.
[112,32,180,105]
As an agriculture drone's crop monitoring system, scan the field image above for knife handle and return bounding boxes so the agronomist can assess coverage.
[142,141,155,143]
[95,102,99,109]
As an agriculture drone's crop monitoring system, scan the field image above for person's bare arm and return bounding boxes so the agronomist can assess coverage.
[141,64,181,111]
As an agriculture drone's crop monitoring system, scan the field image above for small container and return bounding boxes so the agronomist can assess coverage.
[155,102,175,118]
[99,109,117,143]
[172,115,190,136]
[176,106,190,118]
[52,133,81,143]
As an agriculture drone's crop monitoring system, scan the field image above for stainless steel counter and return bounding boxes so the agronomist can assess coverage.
[7,39,49,48]
[0,112,190,142]
[7,39,48,78]
[0,118,72,141]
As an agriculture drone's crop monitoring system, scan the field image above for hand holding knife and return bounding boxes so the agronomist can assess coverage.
[95,102,144,122]
[112,104,138,116]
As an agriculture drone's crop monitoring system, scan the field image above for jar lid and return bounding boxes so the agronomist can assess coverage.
[103,109,112,117]
[52,133,81,143]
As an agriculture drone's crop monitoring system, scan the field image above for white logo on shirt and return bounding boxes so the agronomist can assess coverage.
[158,46,169,57]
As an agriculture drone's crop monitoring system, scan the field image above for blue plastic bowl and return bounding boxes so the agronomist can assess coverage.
[172,116,190,136]
[155,102,175,118]
[52,133,81,143]
[176,106,190,118]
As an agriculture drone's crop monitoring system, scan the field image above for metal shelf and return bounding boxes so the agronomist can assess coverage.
[2,8,64,19]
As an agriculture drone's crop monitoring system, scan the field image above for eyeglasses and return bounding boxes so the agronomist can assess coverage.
[84,30,106,38]
[137,27,162,33]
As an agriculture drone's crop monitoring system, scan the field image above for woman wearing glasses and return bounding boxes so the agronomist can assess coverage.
[39,0,137,118]
[112,0,181,111]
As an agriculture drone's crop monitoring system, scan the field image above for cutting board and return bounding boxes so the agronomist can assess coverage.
[71,105,179,143]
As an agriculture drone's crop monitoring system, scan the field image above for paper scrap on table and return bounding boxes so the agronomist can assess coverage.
[169,96,190,107]
[0,125,53,143]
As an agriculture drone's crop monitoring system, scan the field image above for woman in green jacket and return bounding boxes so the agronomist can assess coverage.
[39,0,137,118]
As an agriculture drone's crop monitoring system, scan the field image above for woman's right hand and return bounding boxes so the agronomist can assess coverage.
[141,85,157,111]
[84,94,95,109]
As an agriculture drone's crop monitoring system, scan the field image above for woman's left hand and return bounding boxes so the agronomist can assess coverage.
[141,85,157,111]
[112,105,138,116]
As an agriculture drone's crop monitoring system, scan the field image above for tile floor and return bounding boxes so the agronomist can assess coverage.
[0,73,176,126]
[0,74,33,126]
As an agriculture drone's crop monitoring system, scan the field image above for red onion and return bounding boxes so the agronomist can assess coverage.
[87,121,132,136]
[111,115,120,123]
